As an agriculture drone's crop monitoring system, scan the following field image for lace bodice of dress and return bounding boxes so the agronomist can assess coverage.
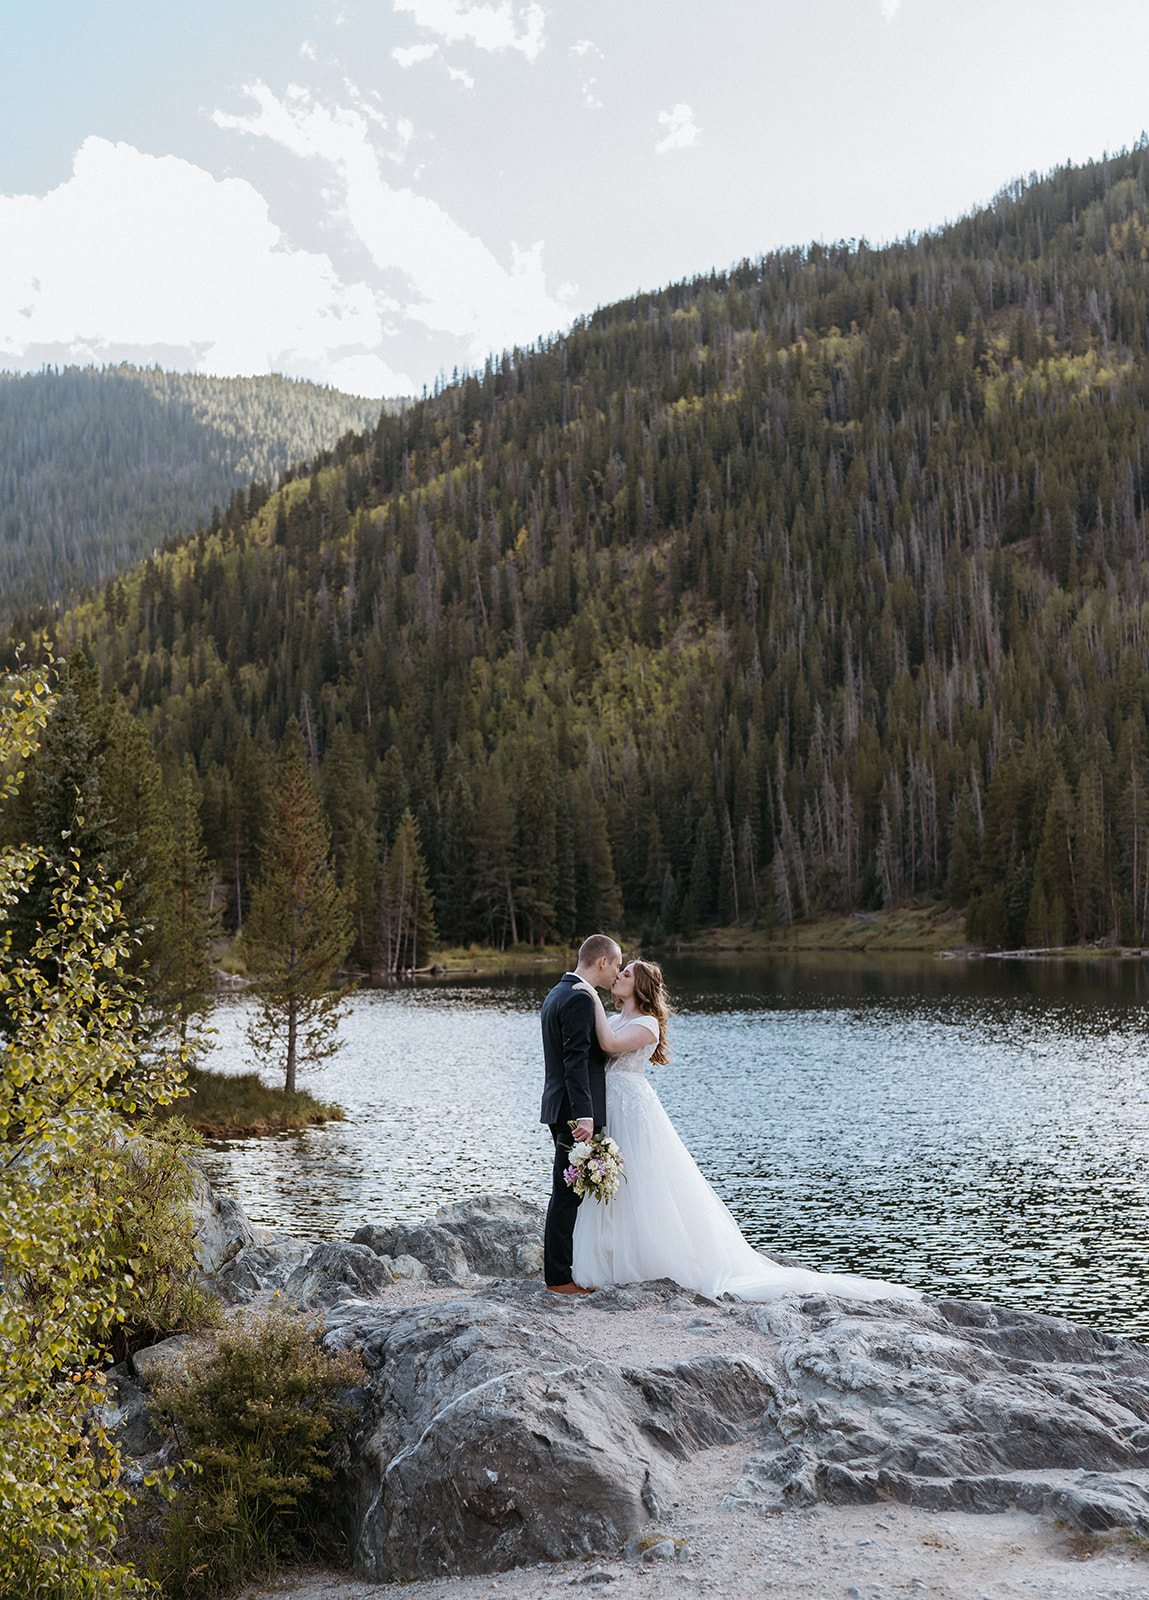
[606,1014,659,1074]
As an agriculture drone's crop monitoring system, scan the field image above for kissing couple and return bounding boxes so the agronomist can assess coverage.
[540,934,920,1303]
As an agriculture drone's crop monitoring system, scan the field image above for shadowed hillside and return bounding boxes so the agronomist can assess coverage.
[0,365,385,624]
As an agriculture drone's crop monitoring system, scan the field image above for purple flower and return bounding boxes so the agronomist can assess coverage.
[563,1165,578,1186]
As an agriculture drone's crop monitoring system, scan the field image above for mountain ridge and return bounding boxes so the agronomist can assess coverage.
[0,363,386,625]
[10,141,1149,955]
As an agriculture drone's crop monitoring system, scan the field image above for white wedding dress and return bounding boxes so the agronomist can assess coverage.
[572,1015,920,1303]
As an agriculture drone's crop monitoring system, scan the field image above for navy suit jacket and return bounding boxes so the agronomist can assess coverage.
[539,973,607,1130]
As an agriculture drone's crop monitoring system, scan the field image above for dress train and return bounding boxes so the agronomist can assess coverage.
[571,1017,920,1304]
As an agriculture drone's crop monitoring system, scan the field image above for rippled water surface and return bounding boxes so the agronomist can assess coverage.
[196,956,1149,1336]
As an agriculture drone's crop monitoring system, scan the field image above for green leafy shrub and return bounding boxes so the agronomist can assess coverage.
[86,1124,222,1363]
[147,1305,365,1598]
[0,657,189,1599]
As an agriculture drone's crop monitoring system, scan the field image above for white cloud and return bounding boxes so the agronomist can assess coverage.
[391,0,546,62]
[581,77,602,111]
[0,137,407,395]
[655,103,701,155]
[214,82,572,363]
[300,39,318,60]
[570,40,602,108]
[879,0,903,17]
[392,41,439,67]
[447,65,476,88]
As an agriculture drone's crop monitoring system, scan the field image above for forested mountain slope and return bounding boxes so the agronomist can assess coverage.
[17,144,1149,955]
[0,365,383,624]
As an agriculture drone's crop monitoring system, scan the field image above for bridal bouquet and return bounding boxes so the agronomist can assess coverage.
[563,1125,626,1204]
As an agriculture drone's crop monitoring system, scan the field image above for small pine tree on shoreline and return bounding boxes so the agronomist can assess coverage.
[242,723,352,1093]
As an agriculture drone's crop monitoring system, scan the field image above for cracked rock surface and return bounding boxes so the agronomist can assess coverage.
[155,1187,1149,1589]
[732,1292,1149,1527]
[312,1278,1149,1583]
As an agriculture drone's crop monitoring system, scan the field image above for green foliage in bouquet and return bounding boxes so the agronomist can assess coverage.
[146,1304,365,1599]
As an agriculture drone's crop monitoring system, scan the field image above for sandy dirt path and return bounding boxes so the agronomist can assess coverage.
[236,1447,1149,1600]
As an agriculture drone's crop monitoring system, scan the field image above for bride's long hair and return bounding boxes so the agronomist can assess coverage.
[629,959,672,1065]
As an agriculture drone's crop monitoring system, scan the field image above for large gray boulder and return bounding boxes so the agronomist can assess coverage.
[188,1165,256,1275]
[214,1238,316,1306]
[100,1368,166,1458]
[433,1192,546,1277]
[321,1285,773,1582]
[116,1179,1149,1586]
[284,1241,393,1308]
[351,1221,469,1280]
[352,1193,545,1280]
[312,1278,1149,1584]
[129,1333,208,1388]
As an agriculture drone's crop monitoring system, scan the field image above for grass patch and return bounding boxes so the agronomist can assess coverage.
[158,1066,343,1138]
[669,910,1149,958]
[1058,1522,1149,1561]
[650,906,968,954]
[430,941,574,973]
[420,916,1149,974]
[211,935,248,976]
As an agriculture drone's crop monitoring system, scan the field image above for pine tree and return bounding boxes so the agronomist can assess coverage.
[569,772,622,932]
[322,722,379,969]
[229,727,272,932]
[437,762,478,947]
[514,739,558,944]
[944,790,978,905]
[2,655,123,986]
[98,691,178,987]
[243,728,352,1093]
[375,808,437,975]
[162,767,219,1049]
[472,768,518,947]
[643,814,667,919]
[1029,771,1078,945]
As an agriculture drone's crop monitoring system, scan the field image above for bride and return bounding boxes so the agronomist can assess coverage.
[571,958,920,1303]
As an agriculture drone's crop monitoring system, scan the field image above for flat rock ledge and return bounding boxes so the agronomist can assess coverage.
[129,1182,1149,1586]
[316,1285,1149,1583]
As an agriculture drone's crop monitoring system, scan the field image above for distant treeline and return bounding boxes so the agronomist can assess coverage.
[12,143,1149,955]
[0,365,383,626]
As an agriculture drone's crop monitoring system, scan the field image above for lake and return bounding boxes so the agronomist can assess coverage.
[194,954,1149,1338]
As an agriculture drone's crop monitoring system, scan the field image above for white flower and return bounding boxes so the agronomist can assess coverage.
[570,1141,592,1160]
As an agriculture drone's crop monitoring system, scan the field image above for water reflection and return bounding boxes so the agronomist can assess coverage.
[195,955,1149,1338]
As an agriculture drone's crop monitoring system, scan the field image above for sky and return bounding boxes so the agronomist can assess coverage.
[1,0,1148,399]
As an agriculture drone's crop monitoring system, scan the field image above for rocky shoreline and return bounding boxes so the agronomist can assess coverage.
[107,1176,1149,1596]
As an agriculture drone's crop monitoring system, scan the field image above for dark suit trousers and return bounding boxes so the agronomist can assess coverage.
[544,1120,582,1286]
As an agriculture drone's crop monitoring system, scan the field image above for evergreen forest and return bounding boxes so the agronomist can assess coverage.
[0,365,383,626]
[12,144,1149,960]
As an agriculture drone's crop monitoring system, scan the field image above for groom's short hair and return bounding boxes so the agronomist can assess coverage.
[578,933,620,967]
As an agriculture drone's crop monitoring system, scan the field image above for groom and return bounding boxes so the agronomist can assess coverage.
[539,933,622,1293]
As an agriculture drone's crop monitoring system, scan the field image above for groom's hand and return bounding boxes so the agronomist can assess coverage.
[572,1117,594,1142]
